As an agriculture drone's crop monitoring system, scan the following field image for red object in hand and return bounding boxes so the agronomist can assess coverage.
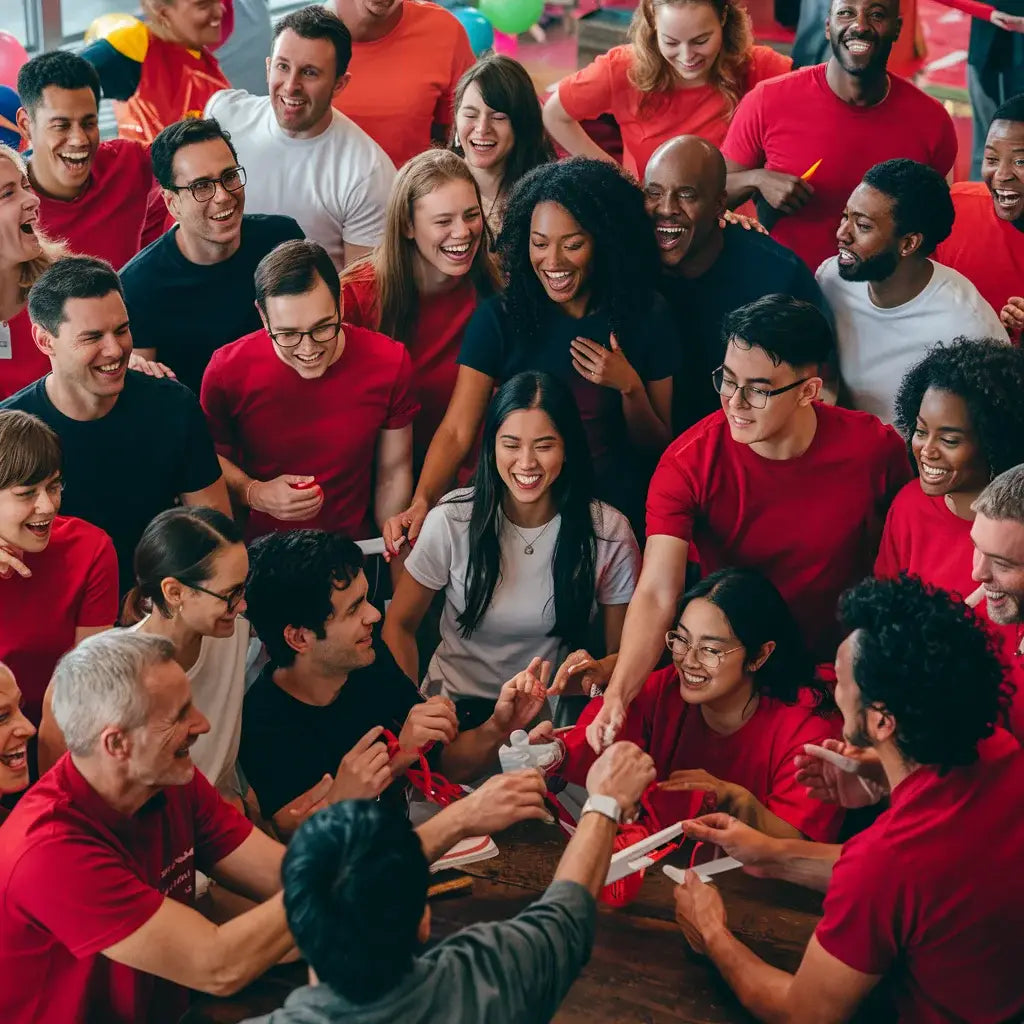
[290,480,319,490]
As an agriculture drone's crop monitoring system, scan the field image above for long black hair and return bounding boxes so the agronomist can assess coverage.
[447,371,599,649]
[678,567,832,709]
[496,158,661,353]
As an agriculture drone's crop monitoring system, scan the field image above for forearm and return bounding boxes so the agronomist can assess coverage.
[544,114,618,165]
[621,386,671,451]
[728,791,804,842]
[705,924,795,1024]
[725,168,765,207]
[217,454,256,508]
[553,810,619,898]
[763,837,841,892]
[381,619,421,685]
[375,467,413,534]
[415,800,473,861]
[604,588,678,706]
[413,423,472,507]
[440,717,507,782]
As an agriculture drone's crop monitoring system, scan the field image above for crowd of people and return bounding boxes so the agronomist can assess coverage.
[0,0,1023,1021]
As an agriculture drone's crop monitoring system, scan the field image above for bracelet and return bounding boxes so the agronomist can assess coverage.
[245,479,260,510]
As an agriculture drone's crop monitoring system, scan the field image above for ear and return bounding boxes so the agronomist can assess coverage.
[747,640,776,673]
[866,705,896,744]
[402,215,416,241]
[31,323,56,358]
[332,73,351,99]
[417,903,431,944]
[101,725,132,763]
[162,188,180,220]
[714,189,728,221]
[899,231,924,258]
[256,300,270,333]
[160,576,185,616]
[797,375,823,407]
[283,624,313,658]
[15,107,32,145]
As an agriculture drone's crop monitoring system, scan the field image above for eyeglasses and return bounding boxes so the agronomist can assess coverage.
[268,320,343,349]
[190,582,246,612]
[712,367,809,410]
[170,166,246,203]
[665,631,744,670]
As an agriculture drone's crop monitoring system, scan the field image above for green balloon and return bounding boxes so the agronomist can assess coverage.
[479,0,545,35]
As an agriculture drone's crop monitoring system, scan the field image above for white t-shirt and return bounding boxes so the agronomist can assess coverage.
[816,257,1009,423]
[405,490,640,702]
[204,89,396,269]
[128,614,252,797]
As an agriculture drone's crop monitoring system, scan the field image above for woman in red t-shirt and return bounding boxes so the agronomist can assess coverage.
[543,0,792,178]
[450,55,555,236]
[536,567,844,841]
[340,150,498,470]
[0,663,36,824]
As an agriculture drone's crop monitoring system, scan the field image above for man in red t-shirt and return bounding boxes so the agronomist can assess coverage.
[16,51,160,270]
[672,575,1024,1023]
[721,0,957,272]
[588,295,908,751]
[201,239,418,552]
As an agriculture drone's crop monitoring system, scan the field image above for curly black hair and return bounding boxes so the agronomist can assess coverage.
[495,157,661,354]
[839,574,1014,771]
[893,337,1024,478]
[861,158,955,256]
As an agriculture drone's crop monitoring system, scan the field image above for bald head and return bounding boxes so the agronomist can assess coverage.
[646,135,727,194]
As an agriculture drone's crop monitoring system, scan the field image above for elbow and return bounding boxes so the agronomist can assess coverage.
[202,956,254,998]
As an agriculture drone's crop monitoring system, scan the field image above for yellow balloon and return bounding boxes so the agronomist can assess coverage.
[85,13,140,44]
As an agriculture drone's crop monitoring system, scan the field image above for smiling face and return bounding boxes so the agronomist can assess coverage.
[171,542,249,639]
[834,630,874,746]
[529,201,594,315]
[0,470,62,554]
[911,388,988,499]
[0,666,35,794]
[971,512,1024,626]
[267,28,344,138]
[495,407,564,516]
[408,178,484,281]
[165,137,244,248]
[670,597,751,706]
[654,1,725,86]
[152,0,225,49]
[301,570,381,675]
[22,85,100,198]
[982,118,1024,224]
[456,81,516,174]
[263,274,344,380]
[827,0,900,77]
[0,155,42,267]
[835,182,902,282]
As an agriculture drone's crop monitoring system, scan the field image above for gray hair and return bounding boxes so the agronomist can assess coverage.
[51,631,175,756]
[973,464,1024,524]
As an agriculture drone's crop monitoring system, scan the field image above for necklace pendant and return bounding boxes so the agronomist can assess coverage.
[524,544,534,555]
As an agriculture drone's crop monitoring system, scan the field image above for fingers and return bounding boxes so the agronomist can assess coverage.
[283,474,316,486]
[0,550,32,579]
[289,773,334,815]
[352,724,386,753]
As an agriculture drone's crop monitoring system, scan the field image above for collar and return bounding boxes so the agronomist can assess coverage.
[59,754,169,839]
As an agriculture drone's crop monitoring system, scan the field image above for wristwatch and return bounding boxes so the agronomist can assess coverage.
[580,793,623,825]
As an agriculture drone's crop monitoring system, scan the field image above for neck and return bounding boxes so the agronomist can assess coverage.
[0,264,23,322]
[412,249,461,297]
[137,612,203,671]
[867,259,933,309]
[699,680,759,736]
[944,489,980,521]
[27,158,85,202]
[825,58,890,106]
[674,228,725,280]
[876,741,920,793]
[471,162,505,205]
[174,225,241,267]
[148,20,195,48]
[336,0,402,41]
[70,753,158,818]
[560,291,590,320]
[273,662,347,707]
[749,403,818,461]
[502,491,557,528]
[44,369,118,421]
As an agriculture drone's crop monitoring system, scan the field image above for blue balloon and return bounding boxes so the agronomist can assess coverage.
[0,85,20,149]
[451,6,494,56]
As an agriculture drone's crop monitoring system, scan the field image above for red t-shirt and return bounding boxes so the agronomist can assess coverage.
[934,182,1024,325]
[200,326,420,541]
[36,141,155,271]
[341,262,477,463]
[647,404,911,660]
[721,64,958,271]
[0,516,118,725]
[558,666,844,840]
[0,754,253,1024]
[557,44,792,179]
[816,751,1024,1022]
[0,307,47,400]
[874,480,974,598]
[332,1,474,169]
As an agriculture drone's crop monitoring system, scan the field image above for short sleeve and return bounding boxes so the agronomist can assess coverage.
[879,427,912,506]
[384,346,420,430]
[788,259,830,316]
[179,387,225,494]
[721,86,767,169]
[405,504,456,592]
[189,769,254,871]
[594,507,640,606]
[645,443,701,541]
[457,299,507,378]
[203,88,226,120]
[341,271,379,328]
[199,354,236,457]
[747,45,793,87]
[77,532,120,628]
[340,154,395,248]
[434,24,475,129]
[929,105,958,179]
[555,48,626,122]
[873,501,902,579]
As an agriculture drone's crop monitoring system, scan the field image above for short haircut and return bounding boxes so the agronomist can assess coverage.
[51,631,175,755]
[282,801,429,1002]
[721,294,834,369]
[839,575,1012,770]
[245,530,364,667]
[861,158,955,256]
[254,239,340,317]
[27,255,123,335]
[17,51,101,116]
[0,410,62,490]
[991,93,1024,126]
[274,5,352,78]
[973,464,1024,524]
[150,117,238,190]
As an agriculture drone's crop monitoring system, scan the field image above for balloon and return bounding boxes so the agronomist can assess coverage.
[0,85,21,150]
[0,32,28,90]
[84,13,141,44]
[479,0,544,36]
[451,6,495,56]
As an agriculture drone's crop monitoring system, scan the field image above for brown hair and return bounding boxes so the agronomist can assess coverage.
[627,0,755,115]
[255,239,340,317]
[341,150,498,344]
[0,410,62,491]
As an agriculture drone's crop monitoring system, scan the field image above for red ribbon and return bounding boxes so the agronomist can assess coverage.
[382,729,466,807]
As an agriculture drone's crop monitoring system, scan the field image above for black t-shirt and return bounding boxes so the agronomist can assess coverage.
[240,643,439,820]
[1,374,223,593]
[659,224,831,429]
[119,214,304,394]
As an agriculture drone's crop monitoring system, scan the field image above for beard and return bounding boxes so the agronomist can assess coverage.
[828,31,895,77]
[838,247,900,282]
[843,707,875,749]
[984,589,1023,626]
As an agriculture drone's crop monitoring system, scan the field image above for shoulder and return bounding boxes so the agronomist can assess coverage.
[328,110,393,161]
[747,44,793,82]
[209,329,265,372]
[662,411,729,463]
[345,323,409,362]
[48,515,115,560]
[587,43,636,75]
[746,62,818,102]
[404,0,466,36]
[101,139,150,173]
[120,230,175,281]
[814,254,840,283]
[928,260,997,305]
[204,87,259,121]
[435,487,476,523]
[888,76,951,120]
[242,214,305,247]
[759,693,838,738]
[342,260,379,299]
[950,180,991,205]
[590,500,635,542]
[122,370,200,409]
[887,478,924,515]
[816,403,903,450]
[0,376,48,413]
[726,223,804,267]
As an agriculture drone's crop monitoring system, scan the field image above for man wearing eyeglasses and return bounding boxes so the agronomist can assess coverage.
[586,294,910,753]
[120,117,304,395]
[200,238,418,555]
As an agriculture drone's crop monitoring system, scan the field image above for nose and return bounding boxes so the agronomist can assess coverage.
[836,218,852,245]
[854,9,871,31]
[972,547,990,583]
[22,187,40,215]
[12,708,36,741]
[67,121,89,147]
[366,603,382,627]
[728,385,751,410]
[285,68,303,92]
[918,433,940,461]
[191,708,211,737]
[33,488,57,518]
[656,192,680,216]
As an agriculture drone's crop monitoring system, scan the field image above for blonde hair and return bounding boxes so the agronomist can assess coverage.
[628,0,755,115]
[342,150,498,344]
[0,145,67,302]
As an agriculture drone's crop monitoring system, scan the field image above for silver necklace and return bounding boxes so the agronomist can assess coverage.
[506,516,556,555]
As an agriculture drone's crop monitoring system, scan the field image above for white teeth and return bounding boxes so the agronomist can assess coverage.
[512,473,541,485]
[96,361,122,372]
[294,352,322,363]
[920,465,949,479]
[211,206,236,221]
[470,139,496,148]
[441,243,471,255]
[846,41,871,53]
[682,672,708,685]
[544,270,572,279]
[0,747,26,767]
[657,226,684,236]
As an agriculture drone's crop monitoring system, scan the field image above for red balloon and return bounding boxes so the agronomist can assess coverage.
[0,32,29,90]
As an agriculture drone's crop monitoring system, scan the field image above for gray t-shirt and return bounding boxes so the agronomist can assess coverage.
[243,880,595,1024]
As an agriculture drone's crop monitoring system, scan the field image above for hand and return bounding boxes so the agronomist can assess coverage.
[282,773,334,827]
[128,351,177,378]
[329,725,394,802]
[0,543,30,580]
[719,209,768,234]
[383,496,429,557]
[585,695,627,754]
[681,812,781,876]
[570,334,643,395]
[549,649,610,696]
[793,739,888,809]
[586,741,656,818]
[491,657,550,733]
[991,10,1024,31]
[249,475,324,522]
[965,583,986,609]
[398,695,459,752]
[527,720,573,751]
[673,871,728,955]
[658,768,744,812]
[454,770,551,834]
[756,169,814,213]
[1000,296,1024,332]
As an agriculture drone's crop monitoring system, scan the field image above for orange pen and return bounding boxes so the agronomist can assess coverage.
[801,159,823,180]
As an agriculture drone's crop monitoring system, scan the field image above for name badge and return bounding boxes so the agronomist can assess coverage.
[0,321,11,360]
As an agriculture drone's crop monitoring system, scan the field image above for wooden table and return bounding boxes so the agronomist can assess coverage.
[184,820,825,1024]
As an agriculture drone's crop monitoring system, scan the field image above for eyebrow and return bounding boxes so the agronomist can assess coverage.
[721,363,773,386]
[185,167,236,185]
[679,627,734,644]
[176,699,193,722]
[76,320,130,340]
[917,420,967,433]
[499,433,559,442]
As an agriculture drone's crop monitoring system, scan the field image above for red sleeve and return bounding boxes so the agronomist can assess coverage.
[556,48,630,123]
[199,354,237,459]
[746,46,793,88]
[721,83,768,169]
[383,345,421,430]
[140,181,170,250]
[881,427,913,506]
[341,273,379,329]
[76,531,119,628]
[873,504,901,580]
[190,769,254,871]
[645,443,700,541]
[929,104,959,179]
[434,23,475,130]
[936,0,995,19]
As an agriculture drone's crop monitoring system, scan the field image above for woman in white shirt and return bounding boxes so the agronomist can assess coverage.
[383,371,639,724]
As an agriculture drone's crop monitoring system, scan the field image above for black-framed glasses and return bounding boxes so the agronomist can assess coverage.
[665,631,743,670]
[268,320,343,349]
[190,582,246,612]
[170,166,246,203]
[712,366,809,409]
